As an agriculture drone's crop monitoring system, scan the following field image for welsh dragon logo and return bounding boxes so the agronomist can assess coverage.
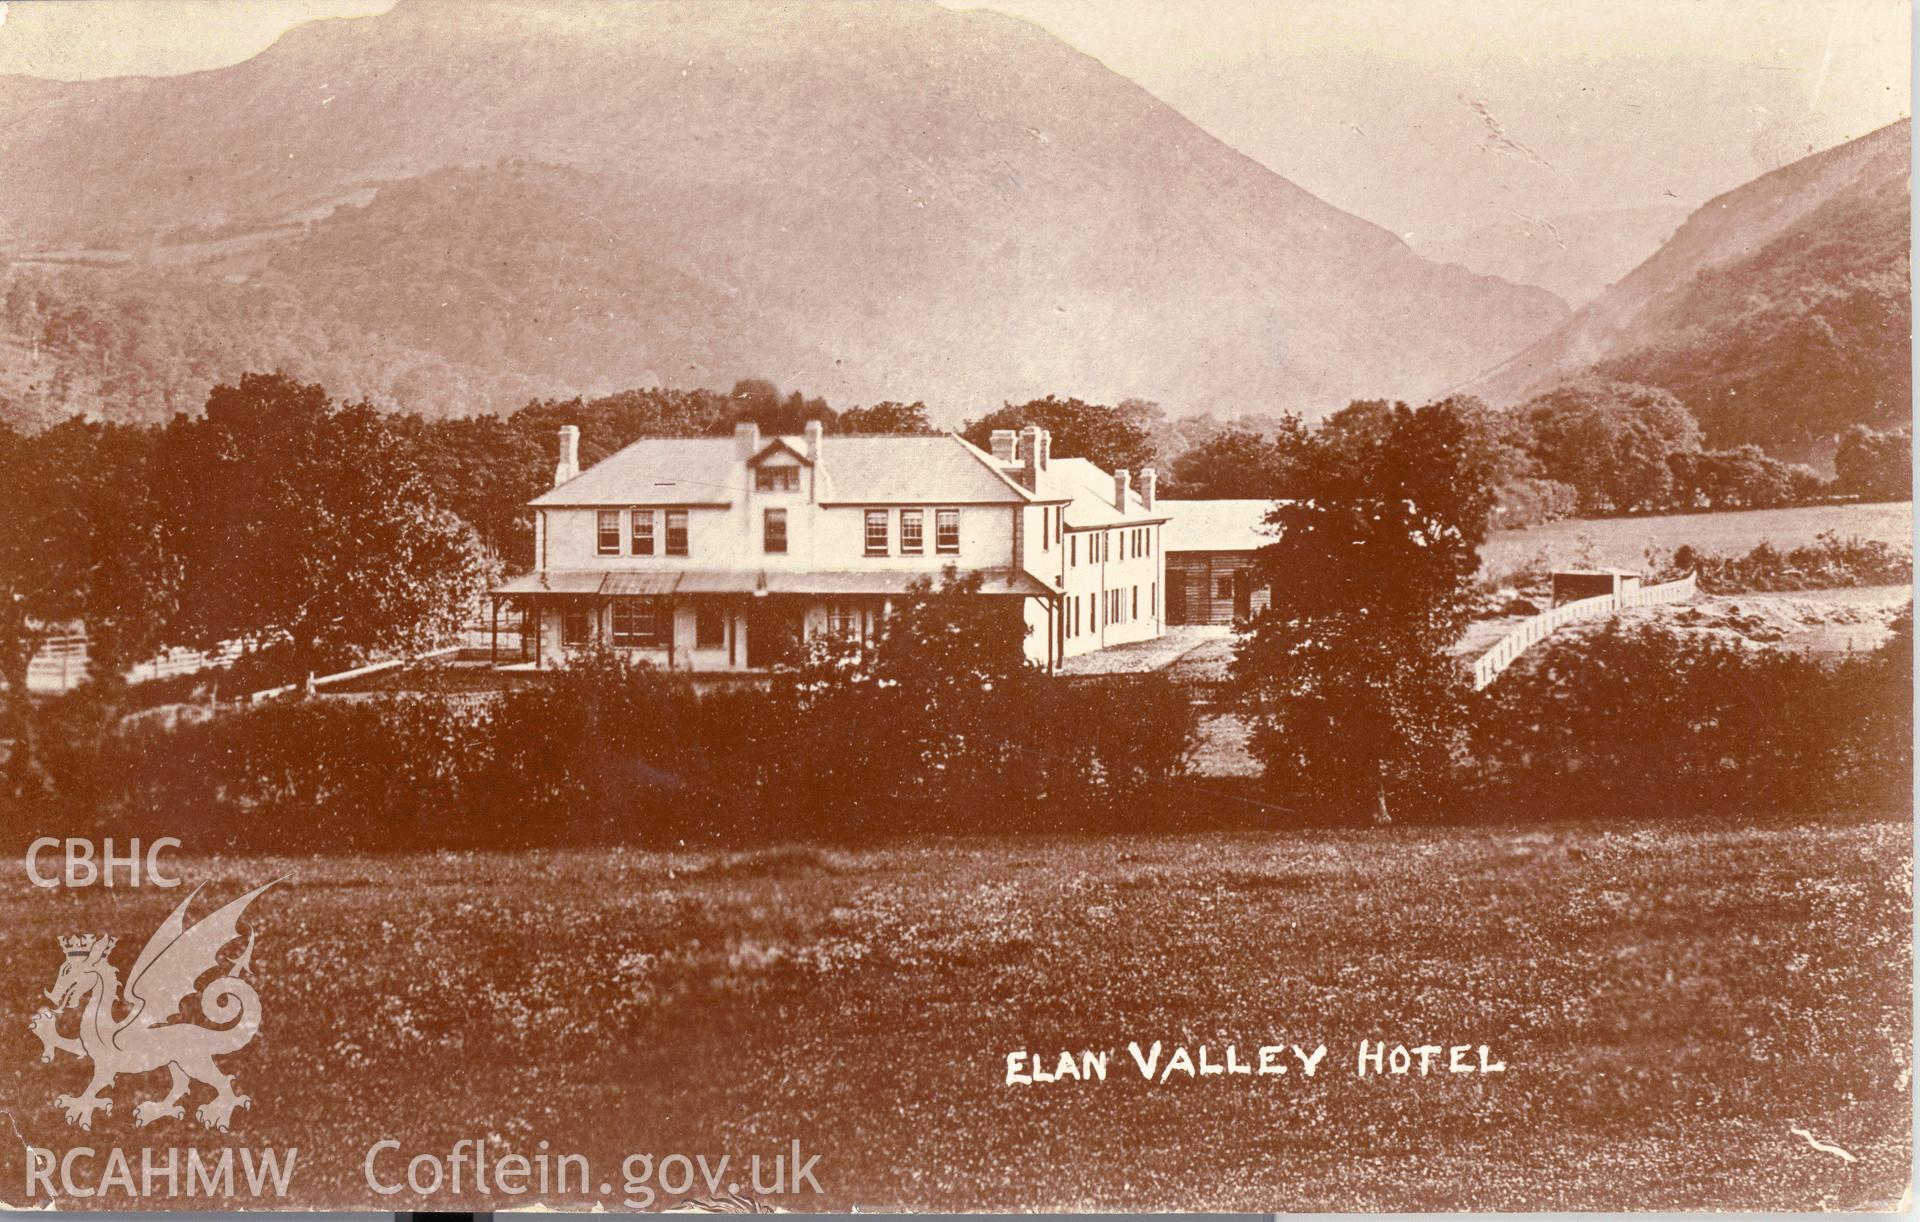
[30,878,284,1132]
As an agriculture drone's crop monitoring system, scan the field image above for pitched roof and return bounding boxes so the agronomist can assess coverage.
[747,438,810,467]
[1159,499,1280,552]
[530,433,1035,507]
[816,435,1034,504]
[530,436,744,507]
[1026,457,1162,528]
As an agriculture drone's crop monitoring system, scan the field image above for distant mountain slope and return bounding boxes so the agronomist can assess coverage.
[1468,121,1910,449]
[0,0,1564,424]
[1412,205,1691,307]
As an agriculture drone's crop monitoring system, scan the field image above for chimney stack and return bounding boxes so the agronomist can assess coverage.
[1036,429,1050,470]
[734,421,760,461]
[554,425,580,487]
[804,419,824,502]
[990,428,1018,464]
[1139,467,1156,510]
[1113,467,1131,511]
[1019,425,1041,491]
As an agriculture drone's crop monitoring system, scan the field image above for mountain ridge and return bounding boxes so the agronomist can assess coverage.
[0,0,1564,424]
[1466,119,1911,445]
[1411,204,1691,307]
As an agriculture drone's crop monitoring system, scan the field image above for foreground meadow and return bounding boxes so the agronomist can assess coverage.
[0,820,1908,1211]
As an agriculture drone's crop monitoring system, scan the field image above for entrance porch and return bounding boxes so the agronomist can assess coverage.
[490,568,1055,673]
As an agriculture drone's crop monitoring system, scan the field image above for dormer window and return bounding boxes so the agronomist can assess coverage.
[755,466,800,493]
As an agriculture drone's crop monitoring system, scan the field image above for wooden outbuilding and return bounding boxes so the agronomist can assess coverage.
[1159,499,1276,625]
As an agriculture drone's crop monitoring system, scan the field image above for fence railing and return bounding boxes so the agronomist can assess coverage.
[1471,573,1696,691]
[1618,572,1698,609]
[27,634,263,694]
[24,619,516,696]
[246,645,463,704]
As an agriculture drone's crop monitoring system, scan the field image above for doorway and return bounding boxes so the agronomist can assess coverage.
[747,601,803,668]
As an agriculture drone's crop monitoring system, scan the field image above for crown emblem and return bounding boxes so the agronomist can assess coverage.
[59,934,104,958]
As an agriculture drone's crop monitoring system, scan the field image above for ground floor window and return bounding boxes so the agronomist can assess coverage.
[695,605,726,649]
[827,604,862,639]
[611,598,668,648]
[562,607,592,646]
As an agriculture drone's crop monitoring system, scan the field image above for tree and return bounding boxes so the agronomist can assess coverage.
[1232,400,1492,820]
[1318,398,1396,449]
[1164,423,1307,499]
[401,412,549,568]
[870,566,1032,693]
[1521,380,1703,513]
[962,396,1157,474]
[787,566,1037,811]
[1327,395,1576,529]
[150,373,495,672]
[719,379,835,434]
[834,401,936,434]
[1785,463,1829,504]
[1834,424,1912,502]
[1667,445,1798,510]
[0,418,176,793]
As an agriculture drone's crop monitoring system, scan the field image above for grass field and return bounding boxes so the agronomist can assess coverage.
[1482,500,1912,579]
[0,820,1907,1212]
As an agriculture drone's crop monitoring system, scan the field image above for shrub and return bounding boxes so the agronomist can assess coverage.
[1469,616,1911,817]
[18,647,1201,851]
[1647,530,1912,593]
[1492,477,1580,529]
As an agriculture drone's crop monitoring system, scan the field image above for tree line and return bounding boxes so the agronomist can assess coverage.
[7,379,1906,829]
[1163,380,1912,521]
[0,372,1165,791]
[1224,397,1910,822]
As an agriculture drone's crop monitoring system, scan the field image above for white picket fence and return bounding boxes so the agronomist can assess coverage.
[1471,573,1696,691]
[25,618,514,696]
[26,634,257,694]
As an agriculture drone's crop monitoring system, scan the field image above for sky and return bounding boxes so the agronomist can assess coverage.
[0,0,1908,240]
[944,0,1912,239]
